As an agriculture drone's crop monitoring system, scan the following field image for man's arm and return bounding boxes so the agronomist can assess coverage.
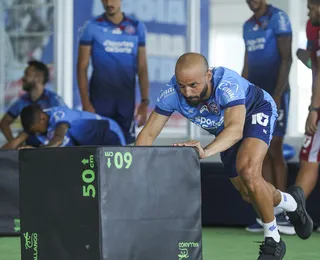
[241,50,249,79]
[0,114,15,141]
[203,105,246,157]
[311,56,320,108]
[273,36,293,98]
[77,45,95,112]
[1,131,28,149]
[138,46,149,102]
[135,111,170,146]
[41,123,69,148]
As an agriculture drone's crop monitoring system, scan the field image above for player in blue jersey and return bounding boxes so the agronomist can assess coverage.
[77,0,150,145]
[135,53,313,259]
[0,60,67,149]
[16,105,126,148]
[242,0,293,233]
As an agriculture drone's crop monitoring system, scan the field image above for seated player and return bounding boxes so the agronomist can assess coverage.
[12,105,126,148]
[0,60,67,149]
[135,53,313,260]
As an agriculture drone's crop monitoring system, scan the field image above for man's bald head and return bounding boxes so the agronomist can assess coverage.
[175,53,209,75]
[174,53,212,107]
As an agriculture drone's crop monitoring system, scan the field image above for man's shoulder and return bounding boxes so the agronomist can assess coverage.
[307,19,320,40]
[123,13,144,27]
[157,76,179,103]
[268,5,290,25]
[43,88,59,97]
[243,16,255,28]
[81,14,105,29]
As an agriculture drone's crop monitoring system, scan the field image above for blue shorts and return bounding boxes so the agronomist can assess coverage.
[220,100,277,178]
[91,98,135,144]
[273,91,290,137]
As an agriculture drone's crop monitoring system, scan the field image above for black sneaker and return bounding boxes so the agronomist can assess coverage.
[257,237,286,260]
[285,186,313,240]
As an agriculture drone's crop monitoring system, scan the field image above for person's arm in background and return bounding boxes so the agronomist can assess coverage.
[0,114,15,141]
[241,50,249,79]
[273,35,292,108]
[1,132,28,149]
[271,11,293,109]
[41,123,69,148]
[241,23,249,79]
[135,22,150,127]
[0,99,21,141]
[77,21,95,113]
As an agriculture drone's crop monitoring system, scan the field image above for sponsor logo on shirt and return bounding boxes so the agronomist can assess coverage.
[112,28,122,35]
[246,37,266,51]
[200,105,209,114]
[157,87,175,101]
[191,116,224,130]
[103,40,134,54]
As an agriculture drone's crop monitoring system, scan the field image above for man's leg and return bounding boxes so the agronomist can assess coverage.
[297,131,320,198]
[235,137,313,239]
[295,161,319,198]
[269,91,290,192]
[268,136,287,192]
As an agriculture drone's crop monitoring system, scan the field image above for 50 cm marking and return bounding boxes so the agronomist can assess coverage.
[82,155,96,198]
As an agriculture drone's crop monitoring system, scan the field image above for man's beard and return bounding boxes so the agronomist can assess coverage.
[22,82,35,91]
[185,84,209,107]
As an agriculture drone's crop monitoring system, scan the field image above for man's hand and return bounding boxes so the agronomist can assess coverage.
[18,145,34,150]
[305,111,318,135]
[82,101,95,113]
[135,103,148,127]
[273,95,281,109]
[173,140,208,159]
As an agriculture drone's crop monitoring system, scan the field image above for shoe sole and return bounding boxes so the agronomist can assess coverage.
[256,218,296,235]
[286,186,313,240]
[245,227,264,233]
[277,225,296,235]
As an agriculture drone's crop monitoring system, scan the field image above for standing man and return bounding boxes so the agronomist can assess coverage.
[77,0,150,145]
[135,53,313,259]
[0,60,67,149]
[242,0,293,233]
[293,0,320,226]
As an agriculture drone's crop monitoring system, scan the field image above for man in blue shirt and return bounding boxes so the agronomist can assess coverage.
[17,105,126,148]
[0,60,67,148]
[77,0,150,145]
[242,0,293,233]
[135,53,312,259]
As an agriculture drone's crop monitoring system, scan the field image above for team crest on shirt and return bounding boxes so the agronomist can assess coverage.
[208,101,220,115]
[125,24,136,34]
